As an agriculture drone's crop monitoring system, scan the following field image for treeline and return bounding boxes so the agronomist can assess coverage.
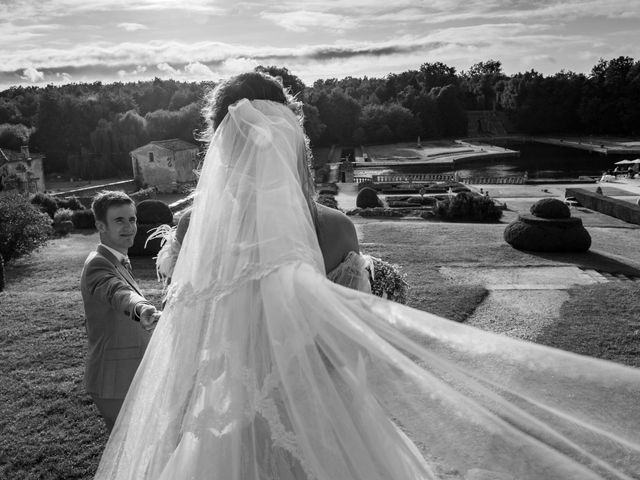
[1,58,639,179]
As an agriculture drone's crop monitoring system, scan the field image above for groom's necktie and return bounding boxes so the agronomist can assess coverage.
[121,257,133,275]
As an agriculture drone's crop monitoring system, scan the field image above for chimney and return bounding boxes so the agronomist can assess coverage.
[21,145,30,159]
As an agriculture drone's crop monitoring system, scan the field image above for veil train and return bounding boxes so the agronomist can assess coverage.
[95,99,640,480]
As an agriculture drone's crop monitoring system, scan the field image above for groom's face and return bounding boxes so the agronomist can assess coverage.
[97,203,137,254]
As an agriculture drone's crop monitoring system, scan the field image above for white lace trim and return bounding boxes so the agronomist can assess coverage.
[164,256,318,309]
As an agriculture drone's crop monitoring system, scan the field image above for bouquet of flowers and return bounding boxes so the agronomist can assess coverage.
[364,255,408,304]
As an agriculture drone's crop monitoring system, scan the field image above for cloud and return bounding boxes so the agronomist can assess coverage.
[261,10,360,32]
[0,21,60,44]
[183,62,214,78]
[20,66,45,82]
[157,62,178,74]
[0,0,226,21]
[155,61,215,80]
[56,71,73,83]
[220,57,259,76]
[117,22,148,31]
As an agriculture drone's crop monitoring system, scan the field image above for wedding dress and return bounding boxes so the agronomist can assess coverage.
[95,99,640,480]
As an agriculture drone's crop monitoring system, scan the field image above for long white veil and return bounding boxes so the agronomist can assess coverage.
[95,99,640,480]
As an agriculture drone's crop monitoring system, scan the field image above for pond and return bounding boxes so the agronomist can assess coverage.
[355,140,626,179]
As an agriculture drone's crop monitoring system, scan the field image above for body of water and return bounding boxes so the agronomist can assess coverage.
[356,141,627,179]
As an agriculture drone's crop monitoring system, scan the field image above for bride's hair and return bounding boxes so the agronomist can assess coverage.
[199,71,318,228]
[201,71,295,136]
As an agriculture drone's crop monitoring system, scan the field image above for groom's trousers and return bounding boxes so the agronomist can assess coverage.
[90,394,123,433]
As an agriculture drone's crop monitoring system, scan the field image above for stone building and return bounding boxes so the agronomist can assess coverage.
[0,146,45,193]
[130,139,200,193]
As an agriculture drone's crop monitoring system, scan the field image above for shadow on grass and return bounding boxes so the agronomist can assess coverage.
[534,282,640,368]
[526,250,640,276]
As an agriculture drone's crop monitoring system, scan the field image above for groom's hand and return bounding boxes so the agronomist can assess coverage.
[138,303,160,331]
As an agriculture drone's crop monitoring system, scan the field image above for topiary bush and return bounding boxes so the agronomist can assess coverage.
[0,191,52,263]
[129,200,174,257]
[504,215,591,252]
[531,198,568,217]
[434,192,503,222]
[356,187,382,209]
[53,208,73,224]
[136,199,173,224]
[30,192,59,219]
[71,209,96,230]
[53,208,74,235]
[530,198,570,219]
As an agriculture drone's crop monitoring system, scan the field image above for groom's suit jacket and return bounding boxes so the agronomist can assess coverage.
[80,245,151,399]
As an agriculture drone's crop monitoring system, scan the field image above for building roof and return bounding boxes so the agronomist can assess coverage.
[0,147,43,166]
[150,139,199,152]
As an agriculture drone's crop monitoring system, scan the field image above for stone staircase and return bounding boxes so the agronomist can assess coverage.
[581,269,640,283]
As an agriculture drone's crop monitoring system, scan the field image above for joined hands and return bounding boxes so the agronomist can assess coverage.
[139,304,162,331]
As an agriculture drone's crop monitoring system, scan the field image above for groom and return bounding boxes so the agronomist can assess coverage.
[80,190,160,432]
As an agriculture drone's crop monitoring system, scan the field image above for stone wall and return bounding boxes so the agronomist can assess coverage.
[566,188,640,225]
[50,180,137,206]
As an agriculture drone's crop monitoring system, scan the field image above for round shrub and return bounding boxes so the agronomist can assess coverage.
[130,200,173,257]
[30,192,58,218]
[53,208,74,235]
[529,198,570,219]
[136,199,173,224]
[504,215,591,252]
[53,208,73,224]
[129,224,164,257]
[0,191,52,262]
[72,209,96,230]
[356,187,382,209]
[357,181,374,191]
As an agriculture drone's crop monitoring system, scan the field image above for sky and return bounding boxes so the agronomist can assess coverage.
[1,0,639,90]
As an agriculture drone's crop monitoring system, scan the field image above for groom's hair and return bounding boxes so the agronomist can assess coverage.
[201,72,291,140]
[91,190,135,223]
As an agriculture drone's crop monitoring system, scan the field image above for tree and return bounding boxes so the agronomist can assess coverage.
[462,60,506,110]
[358,104,420,144]
[312,89,361,145]
[0,123,33,150]
[433,85,467,137]
[419,62,458,90]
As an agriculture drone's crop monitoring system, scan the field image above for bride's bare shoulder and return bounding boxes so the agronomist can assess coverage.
[316,203,359,270]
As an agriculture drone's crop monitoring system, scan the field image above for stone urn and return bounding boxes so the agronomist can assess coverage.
[504,198,591,252]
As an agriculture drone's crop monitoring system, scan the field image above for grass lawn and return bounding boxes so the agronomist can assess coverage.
[1,220,639,479]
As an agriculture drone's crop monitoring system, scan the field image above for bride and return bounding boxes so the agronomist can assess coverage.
[95,72,640,480]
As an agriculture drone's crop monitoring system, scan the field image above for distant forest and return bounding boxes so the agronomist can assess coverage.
[1,58,639,179]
